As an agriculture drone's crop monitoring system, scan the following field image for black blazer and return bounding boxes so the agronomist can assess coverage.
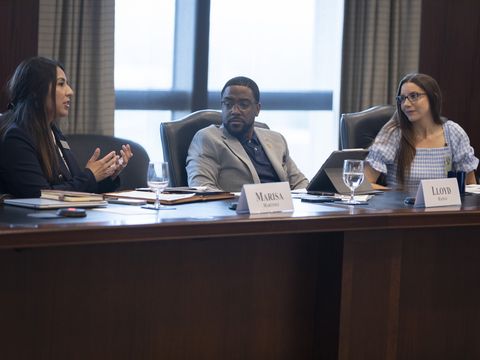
[0,124,119,198]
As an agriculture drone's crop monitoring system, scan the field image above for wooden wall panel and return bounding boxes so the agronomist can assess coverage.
[0,0,39,112]
[419,1,480,157]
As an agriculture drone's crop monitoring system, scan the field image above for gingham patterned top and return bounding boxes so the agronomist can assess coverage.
[366,120,479,194]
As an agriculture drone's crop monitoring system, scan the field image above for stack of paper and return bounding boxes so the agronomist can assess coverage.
[466,184,480,194]
[41,190,104,202]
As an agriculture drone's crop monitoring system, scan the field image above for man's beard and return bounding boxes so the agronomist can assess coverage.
[225,120,253,139]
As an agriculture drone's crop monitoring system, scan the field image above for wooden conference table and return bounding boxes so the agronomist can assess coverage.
[1,191,480,360]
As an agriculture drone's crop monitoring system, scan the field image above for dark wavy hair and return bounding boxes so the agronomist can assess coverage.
[385,73,444,186]
[221,76,260,103]
[0,56,64,182]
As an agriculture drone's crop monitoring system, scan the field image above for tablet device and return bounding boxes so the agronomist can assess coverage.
[4,198,108,209]
[301,194,337,203]
[307,149,373,195]
[107,198,147,205]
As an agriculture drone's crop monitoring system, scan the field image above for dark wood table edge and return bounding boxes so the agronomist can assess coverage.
[1,209,480,249]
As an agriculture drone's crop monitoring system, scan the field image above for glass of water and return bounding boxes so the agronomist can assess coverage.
[145,161,169,210]
[342,159,365,204]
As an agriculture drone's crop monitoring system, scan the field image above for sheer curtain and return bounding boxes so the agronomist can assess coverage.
[38,0,115,135]
[340,0,422,114]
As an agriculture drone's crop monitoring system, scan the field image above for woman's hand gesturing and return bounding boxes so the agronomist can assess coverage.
[85,148,119,182]
[111,144,133,180]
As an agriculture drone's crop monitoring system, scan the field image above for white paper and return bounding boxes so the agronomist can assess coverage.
[466,184,480,194]
[105,190,195,202]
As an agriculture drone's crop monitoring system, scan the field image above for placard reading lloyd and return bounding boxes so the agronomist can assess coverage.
[414,178,460,208]
[431,185,452,201]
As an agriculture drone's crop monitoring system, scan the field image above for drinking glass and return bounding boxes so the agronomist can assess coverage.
[342,159,365,204]
[145,161,169,210]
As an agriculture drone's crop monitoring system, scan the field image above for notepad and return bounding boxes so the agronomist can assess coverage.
[104,190,235,205]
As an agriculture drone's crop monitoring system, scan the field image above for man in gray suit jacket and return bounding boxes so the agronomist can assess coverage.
[186,76,308,192]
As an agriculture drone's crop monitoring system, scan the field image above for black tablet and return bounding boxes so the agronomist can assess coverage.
[307,149,373,195]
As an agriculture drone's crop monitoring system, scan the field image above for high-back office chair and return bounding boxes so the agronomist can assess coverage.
[339,105,396,149]
[65,134,150,190]
[160,109,269,187]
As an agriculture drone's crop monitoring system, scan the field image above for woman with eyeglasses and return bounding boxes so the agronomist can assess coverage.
[365,73,478,193]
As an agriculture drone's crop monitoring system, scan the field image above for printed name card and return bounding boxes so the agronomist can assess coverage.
[414,178,461,208]
[236,182,293,214]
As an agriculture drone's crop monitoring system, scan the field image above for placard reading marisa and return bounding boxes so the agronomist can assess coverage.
[236,182,293,214]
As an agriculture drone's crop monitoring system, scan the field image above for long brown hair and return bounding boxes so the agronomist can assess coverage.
[0,57,64,182]
[384,73,444,185]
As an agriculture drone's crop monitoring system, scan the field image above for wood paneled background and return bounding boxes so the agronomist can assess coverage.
[0,0,39,111]
[419,0,480,157]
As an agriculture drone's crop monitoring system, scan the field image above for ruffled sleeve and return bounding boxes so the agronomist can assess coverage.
[445,120,479,173]
[365,125,401,174]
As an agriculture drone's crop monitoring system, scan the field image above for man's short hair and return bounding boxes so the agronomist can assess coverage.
[221,76,260,103]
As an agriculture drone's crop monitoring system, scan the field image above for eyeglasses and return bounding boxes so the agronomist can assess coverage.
[221,99,255,111]
[396,92,426,104]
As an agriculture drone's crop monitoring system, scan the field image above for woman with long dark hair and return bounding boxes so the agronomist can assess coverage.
[365,73,478,193]
[0,56,132,197]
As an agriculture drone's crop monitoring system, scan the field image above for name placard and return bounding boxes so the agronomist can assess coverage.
[414,178,461,208]
[236,182,293,214]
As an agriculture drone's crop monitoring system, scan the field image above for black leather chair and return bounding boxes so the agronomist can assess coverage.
[160,109,269,187]
[339,105,396,149]
[65,134,150,190]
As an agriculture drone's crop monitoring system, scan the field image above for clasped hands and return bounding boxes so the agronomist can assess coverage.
[86,144,133,182]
